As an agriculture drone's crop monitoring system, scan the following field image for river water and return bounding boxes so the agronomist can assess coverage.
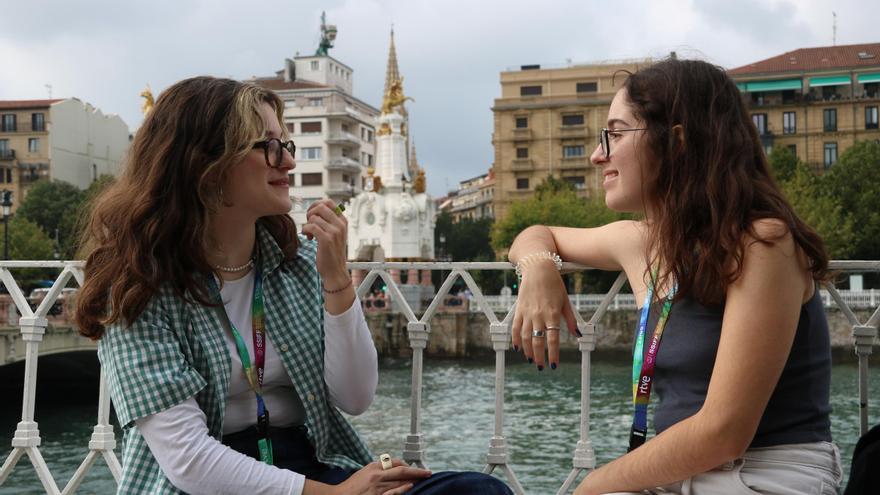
[1,358,877,494]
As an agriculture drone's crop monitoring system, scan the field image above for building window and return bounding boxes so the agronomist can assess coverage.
[308,98,324,107]
[823,142,838,168]
[31,113,45,132]
[787,144,797,155]
[520,85,542,96]
[564,176,586,189]
[823,108,837,132]
[782,112,796,134]
[286,123,295,133]
[367,154,373,166]
[515,117,528,129]
[301,122,322,134]
[866,106,879,129]
[367,130,373,142]
[0,139,8,153]
[516,178,529,189]
[576,82,598,93]
[563,145,585,157]
[301,172,323,186]
[310,60,319,71]
[28,138,39,152]
[751,114,768,135]
[1,114,15,132]
[299,147,322,160]
[562,114,585,126]
[516,147,529,159]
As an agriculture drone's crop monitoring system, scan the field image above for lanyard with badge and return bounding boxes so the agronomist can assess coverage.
[628,269,677,452]
[210,264,274,465]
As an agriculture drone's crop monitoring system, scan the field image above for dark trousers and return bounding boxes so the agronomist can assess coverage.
[222,425,512,494]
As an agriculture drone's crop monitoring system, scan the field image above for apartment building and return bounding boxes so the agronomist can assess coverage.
[491,59,651,220]
[252,54,379,225]
[729,42,880,172]
[0,98,129,210]
[448,169,495,222]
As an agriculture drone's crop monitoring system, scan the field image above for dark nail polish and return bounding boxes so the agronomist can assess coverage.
[513,345,519,352]
[551,362,557,370]
[527,357,533,364]
[576,329,583,337]
[537,365,544,371]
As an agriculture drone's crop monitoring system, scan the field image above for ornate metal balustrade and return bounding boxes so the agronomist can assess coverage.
[1,260,878,494]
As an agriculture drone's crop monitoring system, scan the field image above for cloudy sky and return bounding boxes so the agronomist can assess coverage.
[2,0,877,196]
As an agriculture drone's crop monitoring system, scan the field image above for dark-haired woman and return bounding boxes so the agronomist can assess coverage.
[76,76,511,495]
[509,59,841,494]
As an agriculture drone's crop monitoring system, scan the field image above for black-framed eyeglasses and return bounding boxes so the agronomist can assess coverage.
[253,138,296,168]
[599,127,647,158]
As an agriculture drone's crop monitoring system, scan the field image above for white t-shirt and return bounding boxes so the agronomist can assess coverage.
[136,271,377,495]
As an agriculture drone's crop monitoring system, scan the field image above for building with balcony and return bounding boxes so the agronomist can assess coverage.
[0,99,129,210]
[250,19,379,225]
[449,168,495,222]
[729,42,880,172]
[491,59,652,220]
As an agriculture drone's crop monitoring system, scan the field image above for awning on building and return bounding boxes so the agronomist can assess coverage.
[809,75,852,87]
[740,79,803,92]
[857,73,880,84]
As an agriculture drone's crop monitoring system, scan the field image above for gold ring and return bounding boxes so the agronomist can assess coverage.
[546,326,560,332]
[379,453,392,470]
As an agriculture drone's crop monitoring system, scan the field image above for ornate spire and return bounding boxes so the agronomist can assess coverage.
[409,139,419,170]
[383,28,400,97]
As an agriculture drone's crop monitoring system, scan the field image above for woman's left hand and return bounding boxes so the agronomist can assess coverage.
[302,199,350,288]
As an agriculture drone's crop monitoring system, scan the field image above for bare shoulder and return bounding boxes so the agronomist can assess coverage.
[736,218,812,302]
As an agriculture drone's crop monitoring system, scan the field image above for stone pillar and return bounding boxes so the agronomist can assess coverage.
[407,268,419,285]
[390,269,402,284]
[420,270,432,286]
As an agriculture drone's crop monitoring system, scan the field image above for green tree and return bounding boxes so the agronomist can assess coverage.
[824,140,880,260]
[767,146,799,183]
[6,216,56,290]
[433,212,502,292]
[780,163,855,259]
[16,180,84,258]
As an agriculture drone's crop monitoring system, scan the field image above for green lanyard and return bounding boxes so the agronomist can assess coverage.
[212,266,273,465]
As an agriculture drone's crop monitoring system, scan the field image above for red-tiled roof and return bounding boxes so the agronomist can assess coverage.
[250,77,329,91]
[729,43,880,76]
[0,99,64,110]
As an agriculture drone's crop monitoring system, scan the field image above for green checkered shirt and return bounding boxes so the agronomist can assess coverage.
[99,223,373,494]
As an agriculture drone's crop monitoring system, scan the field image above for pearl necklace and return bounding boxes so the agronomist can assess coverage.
[212,258,255,273]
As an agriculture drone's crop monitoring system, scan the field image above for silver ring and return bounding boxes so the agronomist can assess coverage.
[379,453,392,470]
[532,329,545,338]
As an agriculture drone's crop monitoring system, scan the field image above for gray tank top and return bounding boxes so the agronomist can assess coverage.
[645,289,832,447]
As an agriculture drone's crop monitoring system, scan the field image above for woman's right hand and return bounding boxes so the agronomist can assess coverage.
[329,459,432,495]
[511,260,579,371]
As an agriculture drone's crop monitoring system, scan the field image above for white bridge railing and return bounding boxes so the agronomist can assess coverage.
[1,260,878,494]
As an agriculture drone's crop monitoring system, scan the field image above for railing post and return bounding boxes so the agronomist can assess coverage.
[403,321,429,468]
[852,324,877,435]
[557,321,596,495]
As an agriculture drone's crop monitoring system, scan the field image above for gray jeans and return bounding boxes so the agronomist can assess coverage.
[604,441,842,495]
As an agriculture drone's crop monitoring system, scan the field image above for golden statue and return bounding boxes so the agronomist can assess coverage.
[413,168,426,193]
[381,79,414,115]
[140,85,155,116]
[377,123,392,136]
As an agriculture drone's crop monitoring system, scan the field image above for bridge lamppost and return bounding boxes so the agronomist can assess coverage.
[1,190,12,260]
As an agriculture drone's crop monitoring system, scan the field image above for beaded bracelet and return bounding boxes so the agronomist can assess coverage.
[322,277,353,294]
[514,251,563,280]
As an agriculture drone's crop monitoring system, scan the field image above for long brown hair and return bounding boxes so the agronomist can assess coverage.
[75,76,298,339]
[623,58,828,304]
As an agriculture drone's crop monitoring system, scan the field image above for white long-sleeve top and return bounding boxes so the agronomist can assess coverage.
[136,271,377,495]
